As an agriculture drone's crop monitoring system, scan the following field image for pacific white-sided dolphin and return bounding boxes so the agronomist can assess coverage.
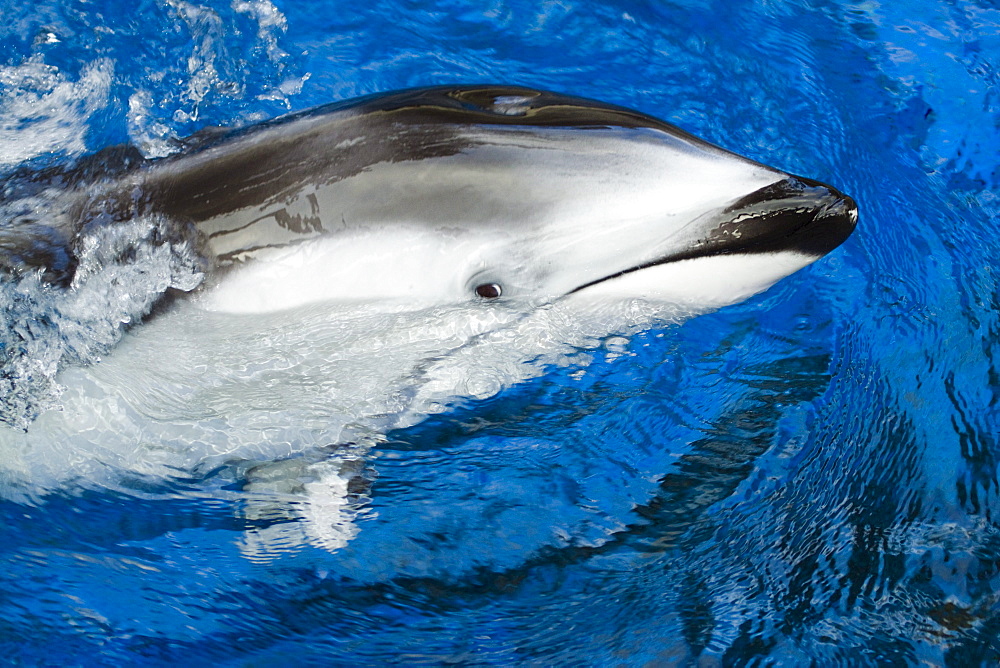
[8,84,856,313]
[0,85,856,557]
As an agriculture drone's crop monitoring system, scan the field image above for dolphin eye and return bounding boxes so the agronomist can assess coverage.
[475,283,502,299]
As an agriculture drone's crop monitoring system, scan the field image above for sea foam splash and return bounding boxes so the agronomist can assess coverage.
[0,58,113,167]
[0,214,206,430]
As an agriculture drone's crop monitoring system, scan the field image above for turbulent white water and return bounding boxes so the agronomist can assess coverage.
[0,214,207,430]
[0,272,693,487]
[0,58,113,168]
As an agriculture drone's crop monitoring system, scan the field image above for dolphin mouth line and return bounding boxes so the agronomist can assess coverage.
[568,176,858,296]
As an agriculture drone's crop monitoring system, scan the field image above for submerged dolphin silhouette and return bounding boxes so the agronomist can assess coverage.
[0,86,856,555]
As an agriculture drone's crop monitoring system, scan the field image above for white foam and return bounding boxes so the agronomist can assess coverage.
[0,215,206,431]
[0,57,113,167]
[232,0,289,62]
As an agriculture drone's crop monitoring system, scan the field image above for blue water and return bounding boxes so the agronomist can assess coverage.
[2,0,999,665]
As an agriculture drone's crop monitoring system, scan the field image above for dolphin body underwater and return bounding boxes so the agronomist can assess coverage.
[0,85,855,554]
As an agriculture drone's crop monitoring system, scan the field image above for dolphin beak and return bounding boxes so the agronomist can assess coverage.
[701,175,858,259]
[568,175,857,295]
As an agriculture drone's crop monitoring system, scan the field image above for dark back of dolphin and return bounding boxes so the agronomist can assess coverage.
[140,85,725,223]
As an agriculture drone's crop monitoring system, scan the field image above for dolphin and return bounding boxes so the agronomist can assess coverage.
[4,84,855,313]
[0,85,856,556]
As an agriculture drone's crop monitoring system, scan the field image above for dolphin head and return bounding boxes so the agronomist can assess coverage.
[0,86,858,513]
[155,86,855,314]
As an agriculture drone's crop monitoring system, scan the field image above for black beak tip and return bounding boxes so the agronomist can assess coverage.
[808,183,858,256]
[721,174,858,257]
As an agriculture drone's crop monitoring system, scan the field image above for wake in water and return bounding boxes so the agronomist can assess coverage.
[0,212,206,430]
